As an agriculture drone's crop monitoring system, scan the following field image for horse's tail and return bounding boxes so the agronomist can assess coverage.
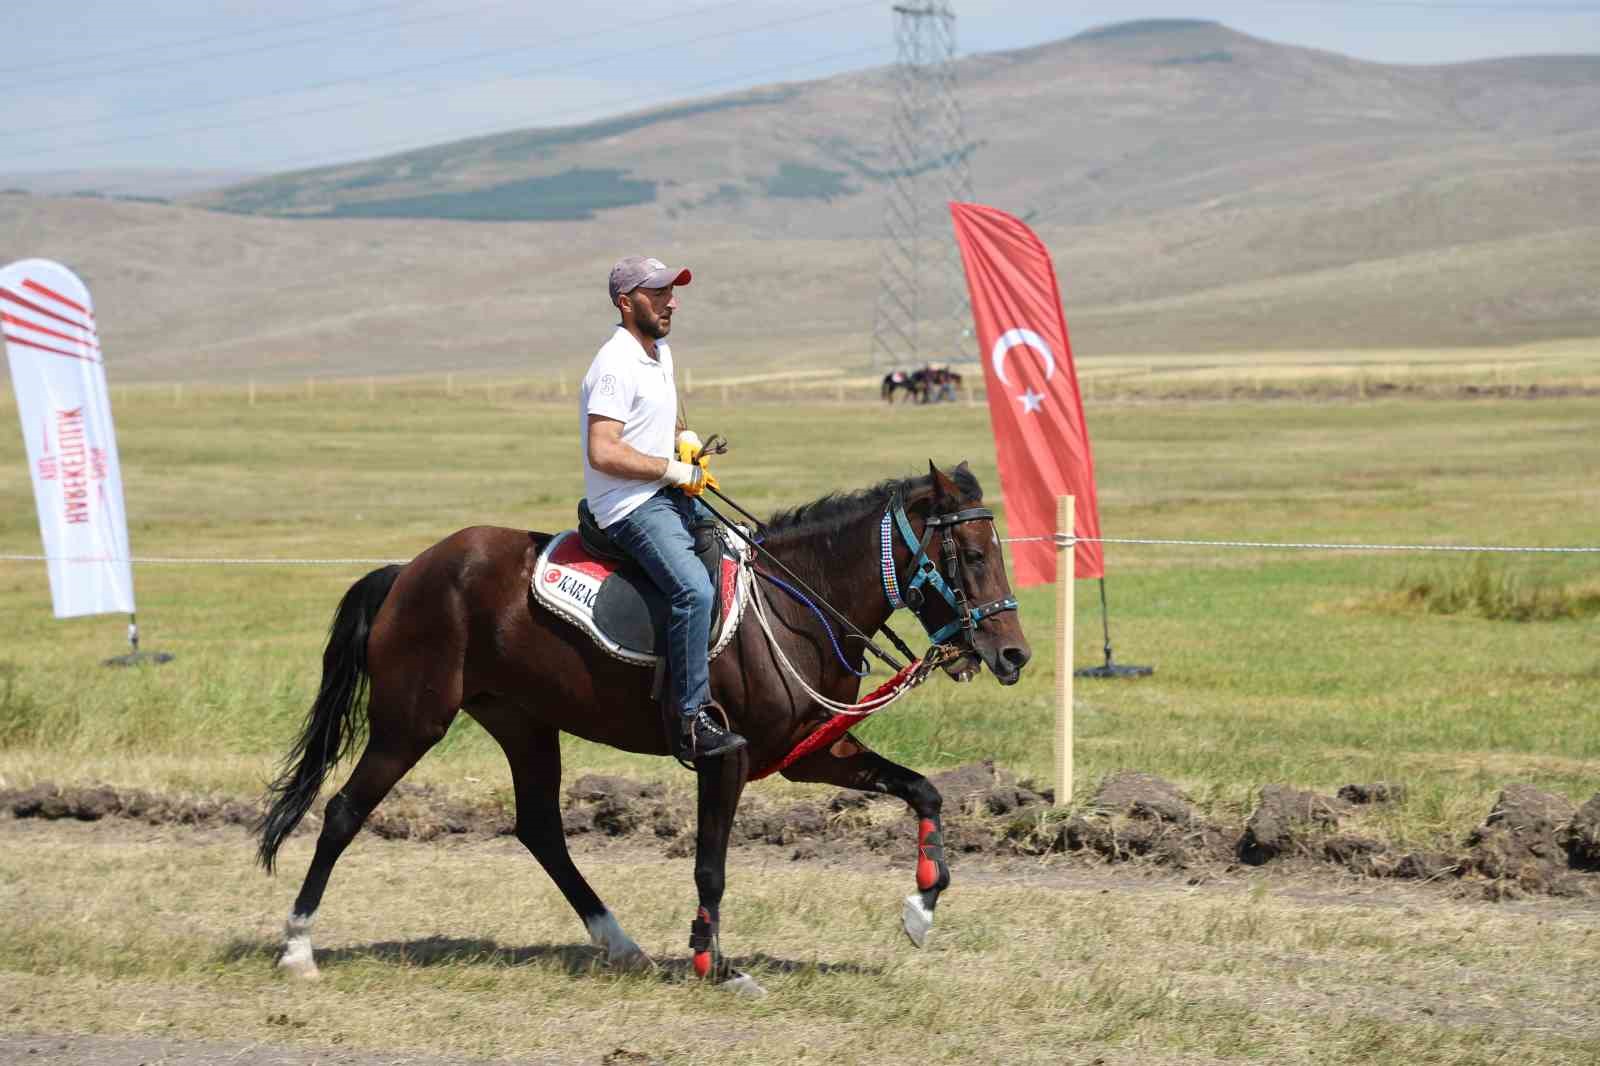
[256,564,403,872]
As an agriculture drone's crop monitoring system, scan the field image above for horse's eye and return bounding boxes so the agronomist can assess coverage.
[963,550,985,567]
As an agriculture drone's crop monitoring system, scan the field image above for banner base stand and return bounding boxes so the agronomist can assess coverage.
[1076,581,1152,679]
[103,617,171,667]
[1075,656,1153,680]
[104,650,174,668]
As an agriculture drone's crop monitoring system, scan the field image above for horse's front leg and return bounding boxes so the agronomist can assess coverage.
[781,733,948,947]
[691,745,765,996]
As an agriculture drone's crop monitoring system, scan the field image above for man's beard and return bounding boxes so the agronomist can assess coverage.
[643,314,671,339]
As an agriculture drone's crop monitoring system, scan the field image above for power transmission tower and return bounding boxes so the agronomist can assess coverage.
[870,1,974,372]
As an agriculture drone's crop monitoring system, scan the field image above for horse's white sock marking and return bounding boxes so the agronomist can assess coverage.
[585,910,649,969]
[902,893,935,948]
[721,971,768,998]
[278,912,320,979]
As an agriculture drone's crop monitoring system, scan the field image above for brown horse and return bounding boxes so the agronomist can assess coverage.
[256,461,1031,995]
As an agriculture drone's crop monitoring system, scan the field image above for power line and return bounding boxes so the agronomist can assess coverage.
[8,0,884,165]
[0,0,539,92]
[0,0,437,78]
[1262,1,1600,10]
[174,42,893,178]
[7,0,753,137]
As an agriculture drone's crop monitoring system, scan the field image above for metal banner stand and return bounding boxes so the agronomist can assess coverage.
[1074,579,1152,680]
[103,614,174,667]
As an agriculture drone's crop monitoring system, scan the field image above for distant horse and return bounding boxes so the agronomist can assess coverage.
[257,463,1031,995]
[929,368,962,403]
[880,370,918,403]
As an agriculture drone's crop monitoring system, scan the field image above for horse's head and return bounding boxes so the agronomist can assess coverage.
[910,461,1033,686]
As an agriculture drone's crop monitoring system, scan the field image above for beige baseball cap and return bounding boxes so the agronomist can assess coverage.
[608,256,692,302]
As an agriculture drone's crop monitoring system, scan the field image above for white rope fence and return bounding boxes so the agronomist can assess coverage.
[1000,536,1600,554]
[5,535,1598,566]
[0,554,408,565]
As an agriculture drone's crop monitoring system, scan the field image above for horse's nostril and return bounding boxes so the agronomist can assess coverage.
[1001,645,1031,671]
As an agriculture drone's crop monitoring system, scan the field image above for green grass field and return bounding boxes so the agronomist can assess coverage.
[3,376,1599,1065]
[1,380,1596,840]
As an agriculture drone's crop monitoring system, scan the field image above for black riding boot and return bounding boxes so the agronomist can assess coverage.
[677,705,746,761]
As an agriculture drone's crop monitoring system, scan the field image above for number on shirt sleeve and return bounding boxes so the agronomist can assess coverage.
[586,363,635,422]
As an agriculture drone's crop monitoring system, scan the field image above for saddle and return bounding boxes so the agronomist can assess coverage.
[530,499,750,666]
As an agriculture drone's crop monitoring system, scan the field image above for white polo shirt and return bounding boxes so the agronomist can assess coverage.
[580,326,678,528]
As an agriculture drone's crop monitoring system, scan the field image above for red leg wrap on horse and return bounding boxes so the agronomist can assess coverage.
[693,950,712,978]
[916,818,940,892]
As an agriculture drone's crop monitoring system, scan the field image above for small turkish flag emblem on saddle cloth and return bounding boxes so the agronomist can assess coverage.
[531,529,749,667]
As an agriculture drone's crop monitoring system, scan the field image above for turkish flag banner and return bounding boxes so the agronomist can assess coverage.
[950,202,1103,586]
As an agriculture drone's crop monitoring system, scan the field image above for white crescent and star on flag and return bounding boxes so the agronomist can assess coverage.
[990,327,1053,415]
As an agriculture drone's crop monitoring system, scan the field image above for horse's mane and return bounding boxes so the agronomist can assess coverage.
[763,467,982,543]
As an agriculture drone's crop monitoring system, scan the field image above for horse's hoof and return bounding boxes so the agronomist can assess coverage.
[902,892,934,948]
[719,970,767,998]
[277,952,320,980]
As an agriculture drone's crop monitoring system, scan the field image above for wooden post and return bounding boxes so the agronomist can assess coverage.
[557,372,567,399]
[684,366,693,396]
[1055,495,1075,807]
[446,372,454,398]
[248,378,256,407]
[835,381,845,403]
[367,376,376,402]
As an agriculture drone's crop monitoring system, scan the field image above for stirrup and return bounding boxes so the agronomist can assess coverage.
[677,703,746,765]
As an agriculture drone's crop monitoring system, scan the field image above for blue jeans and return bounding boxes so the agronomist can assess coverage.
[605,489,713,719]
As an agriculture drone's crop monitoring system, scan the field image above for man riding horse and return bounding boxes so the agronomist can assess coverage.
[580,255,746,763]
[255,260,1034,992]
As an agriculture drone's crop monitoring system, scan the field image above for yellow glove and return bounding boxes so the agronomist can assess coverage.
[675,430,702,465]
[664,458,718,497]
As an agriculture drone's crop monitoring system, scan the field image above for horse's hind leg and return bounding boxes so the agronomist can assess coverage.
[490,719,650,970]
[280,714,451,978]
[781,734,948,947]
[690,748,764,996]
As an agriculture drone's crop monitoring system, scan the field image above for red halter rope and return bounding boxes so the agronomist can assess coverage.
[749,651,951,781]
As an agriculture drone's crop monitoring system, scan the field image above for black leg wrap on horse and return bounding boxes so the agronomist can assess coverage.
[689,907,720,980]
[689,914,715,954]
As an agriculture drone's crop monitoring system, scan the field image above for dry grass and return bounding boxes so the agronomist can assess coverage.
[2,819,1598,1065]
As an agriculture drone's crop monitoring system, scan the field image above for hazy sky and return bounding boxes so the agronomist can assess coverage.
[7,0,1599,175]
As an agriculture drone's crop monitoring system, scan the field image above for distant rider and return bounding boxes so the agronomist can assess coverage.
[579,256,747,762]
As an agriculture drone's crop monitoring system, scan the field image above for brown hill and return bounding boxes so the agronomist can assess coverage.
[2,20,1597,381]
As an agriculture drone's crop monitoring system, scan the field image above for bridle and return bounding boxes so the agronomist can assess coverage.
[879,491,1019,645]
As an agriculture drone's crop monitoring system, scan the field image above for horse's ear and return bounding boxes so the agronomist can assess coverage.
[955,459,971,473]
[928,460,959,503]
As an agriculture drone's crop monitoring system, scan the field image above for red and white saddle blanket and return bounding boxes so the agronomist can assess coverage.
[531,527,751,666]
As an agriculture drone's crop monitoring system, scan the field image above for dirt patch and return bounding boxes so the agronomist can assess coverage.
[1240,785,1354,865]
[1046,771,1230,869]
[1461,783,1593,899]
[1563,793,1600,871]
[1336,781,1407,805]
[1,782,259,827]
[3,768,1598,900]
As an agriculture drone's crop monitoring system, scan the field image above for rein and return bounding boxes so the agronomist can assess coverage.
[694,493,912,671]
[701,480,1020,782]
